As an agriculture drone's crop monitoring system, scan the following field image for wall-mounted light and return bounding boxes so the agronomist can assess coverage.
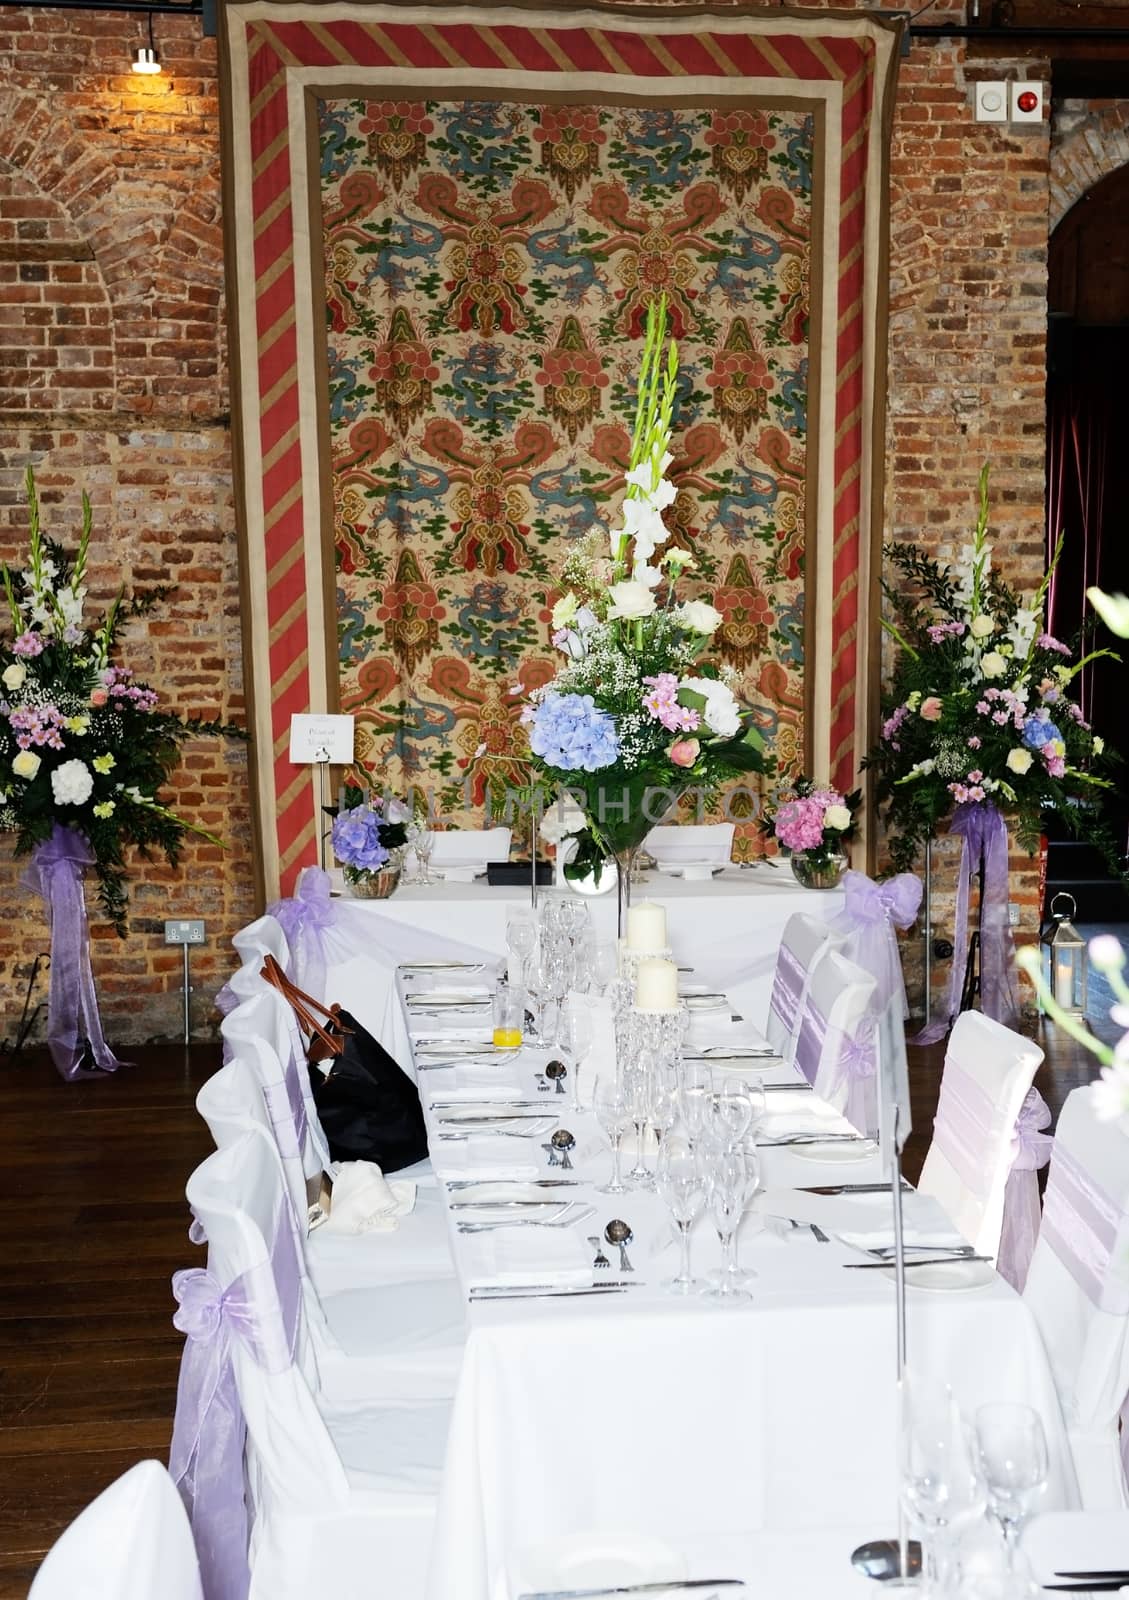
[132,12,161,73]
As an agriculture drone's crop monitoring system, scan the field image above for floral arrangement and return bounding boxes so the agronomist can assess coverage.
[331,789,407,884]
[865,466,1120,871]
[0,471,242,933]
[761,777,860,869]
[519,297,769,883]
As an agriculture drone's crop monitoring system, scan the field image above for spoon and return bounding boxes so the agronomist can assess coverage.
[605,1219,634,1273]
[588,1234,610,1269]
[542,1140,560,1168]
[545,1058,567,1096]
[550,1128,576,1170]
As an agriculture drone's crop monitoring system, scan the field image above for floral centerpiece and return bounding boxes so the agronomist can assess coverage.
[519,297,770,923]
[331,790,407,896]
[760,778,861,889]
[866,466,1121,1036]
[0,470,243,1078]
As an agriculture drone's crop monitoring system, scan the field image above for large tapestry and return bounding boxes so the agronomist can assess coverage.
[220,2,900,898]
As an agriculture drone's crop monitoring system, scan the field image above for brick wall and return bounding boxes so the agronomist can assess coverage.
[0,4,1105,1040]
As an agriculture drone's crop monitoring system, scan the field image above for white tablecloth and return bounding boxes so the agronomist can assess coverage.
[324,865,843,1052]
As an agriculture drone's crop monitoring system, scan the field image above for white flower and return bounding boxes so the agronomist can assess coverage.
[1087,587,1129,639]
[1089,934,1127,973]
[675,600,723,635]
[1094,736,1105,755]
[1008,605,1039,657]
[970,614,995,639]
[12,750,40,780]
[551,593,579,630]
[980,651,1007,679]
[51,759,93,806]
[1006,747,1033,775]
[1092,1061,1129,1122]
[538,796,587,846]
[633,562,663,591]
[824,804,853,831]
[620,499,669,566]
[2,662,26,691]
[680,676,741,738]
[606,581,656,621]
[57,585,85,628]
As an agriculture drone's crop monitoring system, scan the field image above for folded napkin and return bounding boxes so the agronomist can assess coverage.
[833,1189,967,1252]
[687,1013,771,1049]
[433,1138,541,1183]
[410,1024,494,1043]
[462,1226,591,1289]
[757,1100,853,1141]
[429,828,511,867]
[450,1061,525,1100]
[406,982,492,1000]
[315,1162,416,1235]
[432,863,486,882]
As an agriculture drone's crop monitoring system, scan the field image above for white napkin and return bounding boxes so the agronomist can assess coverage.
[433,1138,541,1183]
[832,1190,968,1251]
[450,1062,524,1100]
[410,1024,493,1043]
[429,828,511,866]
[406,981,492,1000]
[462,1227,590,1288]
[688,1014,771,1049]
[316,1162,416,1235]
[757,1099,852,1140]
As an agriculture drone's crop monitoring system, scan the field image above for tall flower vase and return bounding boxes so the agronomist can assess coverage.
[612,844,644,940]
[22,824,127,1081]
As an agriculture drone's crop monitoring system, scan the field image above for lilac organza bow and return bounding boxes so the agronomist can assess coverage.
[997,1087,1053,1293]
[835,869,922,1019]
[841,870,922,932]
[266,866,336,1001]
[22,823,127,1081]
[916,801,1020,1044]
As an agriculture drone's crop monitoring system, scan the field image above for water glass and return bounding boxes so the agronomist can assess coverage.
[590,940,619,995]
[700,1145,752,1302]
[556,1002,593,1113]
[506,913,536,984]
[593,1074,630,1195]
[899,1374,986,1594]
[974,1404,1048,1566]
[680,1060,712,1146]
[656,1130,705,1294]
[623,1050,656,1189]
[492,984,524,1050]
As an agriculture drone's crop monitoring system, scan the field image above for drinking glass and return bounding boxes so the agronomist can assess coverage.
[680,1061,712,1147]
[524,948,552,1047]
[624,1050,656,1189]
[700,1145,751,1301]
[556,1003,593,1113]
[710,1078,753,1150]
[656,1130,705,1294]
[648,1062,680,1152]
[974,1404,1048,1567]
[412,824,436,884]
[506,913,536,986]
[593,1074,630,1195]
[492,984,524,1050]
[590,940,619,995]
[742,1072,766,1133]
[899,1374,986,1594]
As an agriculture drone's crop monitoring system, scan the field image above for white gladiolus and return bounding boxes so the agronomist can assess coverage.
[51,759,94,806]
[1088,587,1129,639]
[620,499,669,566]
[606,581,657,621]
[675,600,723,635]
[633,562,663,591]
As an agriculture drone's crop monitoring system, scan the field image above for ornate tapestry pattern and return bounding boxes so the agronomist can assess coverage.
[322,99,811,851]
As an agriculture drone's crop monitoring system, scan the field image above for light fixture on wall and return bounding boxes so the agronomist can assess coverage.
[132,11,161,72]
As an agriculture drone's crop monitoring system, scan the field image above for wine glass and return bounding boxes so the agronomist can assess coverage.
[680,1060,712,1147]
[656,1130,705,1294]
[506,913,536,986]
[524,947,553,1048]
[411,822,436,884]
[590,940,619,996]
[709,1078,753,1151]
[556,1002,593,1113]
[648,1062,680,1153]
[700,1145,751,1302]
[593,1074,630,1195]
[623,1049,656,1189]
[974,1404,1048,1568]
[899,1373,986,1594]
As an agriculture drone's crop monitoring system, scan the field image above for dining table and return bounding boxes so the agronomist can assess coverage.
[383,961,1080,1600]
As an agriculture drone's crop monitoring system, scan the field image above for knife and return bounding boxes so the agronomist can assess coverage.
[843,1255,992,1270]
[801,1183,912,1195]
[760,1134,869,1147]
[469,1283,639,1301]
[445,1178,581,1189]
[516,1579,745,1599]
[1044,1585,1129,1593]
[1055,1573,1129,1581]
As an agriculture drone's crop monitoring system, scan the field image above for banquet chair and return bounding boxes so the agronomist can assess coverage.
[221,987,332,1190]
[1024,1085,1129,1509]
[232,912,291,972]
[180,1129,450,1600]
[29,1459,203,1600]
[916,1010,1043,1264]
[764,912,847,1060]
[792,946,879,1134]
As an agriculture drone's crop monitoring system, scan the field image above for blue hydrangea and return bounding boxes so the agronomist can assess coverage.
[1023,715,1064,751]
[331,806,390,872]
[529,692,620,772]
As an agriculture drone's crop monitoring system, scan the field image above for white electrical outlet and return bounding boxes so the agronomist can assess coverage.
[1008,903,1021,928]
[165,919,206,945]
[974,81,1007,123]
[1010,81,1043,124]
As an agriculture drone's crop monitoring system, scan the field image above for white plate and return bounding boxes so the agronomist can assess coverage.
[788,1139,879,1164]
[888,1259,997,1293]
[518,1530,688,1590]
[684,994,729,1012]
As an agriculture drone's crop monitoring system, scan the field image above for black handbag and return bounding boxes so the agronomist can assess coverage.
[260,956,429,1173]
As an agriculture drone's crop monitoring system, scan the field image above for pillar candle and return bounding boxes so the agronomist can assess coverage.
[626,899,667,953]
[635,957,679,1012]
[1054,956,1075,1009]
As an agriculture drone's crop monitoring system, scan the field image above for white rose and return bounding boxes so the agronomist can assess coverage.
[1006,747,1033,775]
[539,797,587,846]
[980,651,1007,679]
[1093,736,1105,755]
[681,676,741,739]
[970,614,995,639]
[2,662,26,691]
[675,600,723,635]
[824,804,853,831]
[606,580,656,621]
[12,750,41,780]
[51,758,93,806]
[551,592,579,630]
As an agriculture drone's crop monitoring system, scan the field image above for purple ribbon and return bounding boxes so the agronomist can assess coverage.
[768,942,808,1042]
[22,824,127,1082]
[997,1088,1053,1292]
[1039,1139,1129,1315]
[266,866,336,1002]
[916,802,1020,1045]
[169,1208,301,1600]
[795,998,877,1133]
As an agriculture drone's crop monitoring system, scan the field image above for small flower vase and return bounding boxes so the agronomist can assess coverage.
[344,865,401,899]
[790,851,847,891]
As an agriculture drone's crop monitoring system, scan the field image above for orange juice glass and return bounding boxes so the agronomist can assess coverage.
[492,985,524,1050]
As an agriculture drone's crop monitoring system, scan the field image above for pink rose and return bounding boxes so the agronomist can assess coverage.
[920,696,943,722]
[668,737,700,769]
[90,688,108,707]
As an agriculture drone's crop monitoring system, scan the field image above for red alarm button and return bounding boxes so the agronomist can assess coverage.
[1016,90,1039,114]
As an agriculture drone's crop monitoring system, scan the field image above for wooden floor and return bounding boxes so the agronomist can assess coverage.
[0,974,1123,1596]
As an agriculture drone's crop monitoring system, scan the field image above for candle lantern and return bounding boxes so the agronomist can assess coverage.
[1039,892,1088,1018]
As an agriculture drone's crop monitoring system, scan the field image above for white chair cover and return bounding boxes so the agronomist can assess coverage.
[763,912,847,1061]
[231,915,290,972]
[792,947,878,1133]
[1024,1085,1129,1509]
[182,1130,450,1600]
[917,1011,1043,1264]
[221,989,330,1194]
[30,1460,203,1600]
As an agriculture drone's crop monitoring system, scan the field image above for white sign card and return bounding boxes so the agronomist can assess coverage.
[288,713,354,765]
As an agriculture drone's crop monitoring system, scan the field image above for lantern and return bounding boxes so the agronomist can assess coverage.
[1039,892,1088,1018]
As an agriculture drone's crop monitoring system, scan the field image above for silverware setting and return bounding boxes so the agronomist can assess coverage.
[842,1255,992,1271]
[588,1234,610,1269]
[685,1048,777,1061]
[604,1219,634,1272]
[398,961,488,971]
[457,1203,595,1233]
[800,1182,912,1196]
[436,1113,553,1126]
[429,1100,546,1110]
[550,1128,576,1169]
[468,1283,640,1302]
[445,1178,582,1190]
[759,1133,871,1147]
[450,1199,574,1211]
[516,1580,745,1599]
[437,1124,556,1141]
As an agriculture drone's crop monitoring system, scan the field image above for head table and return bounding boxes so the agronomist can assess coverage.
[344,957,1082,1600]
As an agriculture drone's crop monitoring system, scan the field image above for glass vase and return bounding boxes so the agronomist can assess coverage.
[790,851,847,891]
[344,865,401,899]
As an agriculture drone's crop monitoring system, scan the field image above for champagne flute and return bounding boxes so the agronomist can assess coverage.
[700,1145,751,1302]
[506,913,536,986]
[590,940,619,996]
[656,1130,705,1294]
[556,1002,593,1113]
[974,1404,1048,1568]
[624,1049,656,1189]
[680,1060,712,1147]
[593,1074,630,1195]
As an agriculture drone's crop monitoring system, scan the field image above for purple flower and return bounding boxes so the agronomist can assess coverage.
[1037,632,1071,656]
[1023,714,1063,751]
[529,692,620,773]
[331,806,391,873]
[12,632,44,658]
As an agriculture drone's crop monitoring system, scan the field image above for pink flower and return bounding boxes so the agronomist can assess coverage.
[668,737,700,769]
[12,632,43,658]
[967,770,983,783]
[967,736,981,749]
[920,697,943,722]
[90,688,108,707]
[1045,754,1066,778]
[976,700,990,715]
